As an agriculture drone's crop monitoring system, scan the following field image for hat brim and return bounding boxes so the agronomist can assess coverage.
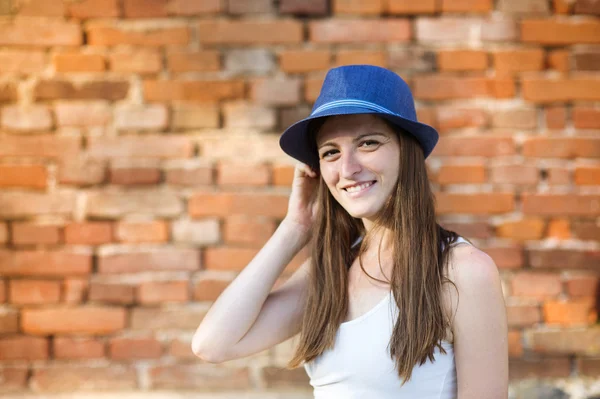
[279,106,439,169]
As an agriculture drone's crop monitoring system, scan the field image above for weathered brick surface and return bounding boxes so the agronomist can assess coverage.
[0,1,596,395]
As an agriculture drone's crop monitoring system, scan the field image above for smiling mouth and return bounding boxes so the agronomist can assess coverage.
[343,181,376,193]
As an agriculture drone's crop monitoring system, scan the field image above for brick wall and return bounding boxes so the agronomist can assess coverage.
[0,0,598,397]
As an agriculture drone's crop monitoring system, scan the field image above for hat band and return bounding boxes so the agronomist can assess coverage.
[312,99,395,116]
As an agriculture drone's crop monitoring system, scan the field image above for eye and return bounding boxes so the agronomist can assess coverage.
[320,148,339,159]
[359,139,380,148]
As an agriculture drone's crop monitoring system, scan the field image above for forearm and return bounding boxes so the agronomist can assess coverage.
[191,220,308,356]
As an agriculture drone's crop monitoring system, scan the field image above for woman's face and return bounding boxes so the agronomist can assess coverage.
[316,114,401,220]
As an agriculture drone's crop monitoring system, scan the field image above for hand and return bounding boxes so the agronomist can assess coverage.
[283,163,320,236]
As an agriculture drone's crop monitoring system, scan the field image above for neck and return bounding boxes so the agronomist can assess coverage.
[361,218,394,253]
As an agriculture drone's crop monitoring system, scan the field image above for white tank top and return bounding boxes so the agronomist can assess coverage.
[303,236,470,399]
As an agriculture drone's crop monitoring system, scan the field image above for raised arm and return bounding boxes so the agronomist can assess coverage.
[191,164,319,363]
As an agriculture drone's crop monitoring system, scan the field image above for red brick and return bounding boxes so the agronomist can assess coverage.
[442,0,492,12]
[131,307,205,330]
[512,272,562,298]
[575,0,600,14]
[0,191,74,219]
[544,298,597,326]
[172,104,219,129]
[164,162,213,187]
[88,135,192,159]
[228,0,273,13]
[53,337,105,359]
[279,50,330,74]
[193,278,231,302]
[0,50,46,74]
[523,194,600,216]
[223,216,276,247]
[435,193,515,215]
[334,0,384,14]
[510,357,572,380]
[523,137,600,158]
[1,104,53,132]
[436,163,486,184]
[166,50,219,73]
[223,101,275,130]
[573,106,600,129]
[22,307,126,335]
[0,84,17,102]
[413,76,490,100]
[32,366,137,391]
[272,164,294,187]
[62,278,88,304]
[143,79,244,103]
[335,49,387,68]
[490,164,538,185]
[521,19,600,44]
[547,166,571,185]
[53,53,105,73]
[115,220,168,243]
[0,367,28,392]
[528,248,599,269]
[279,0,328,15]
[310,19,411,43]
[123,0,167,17]
[169,338,195,359]
[137,281,189,304]
[0,164,47,189]
[188,192,289,218]
[0,249,91,277]
[487,77,516,98]
[114,104,168,132]
[15,0,65,16]
[11,222,61,246]
[479,245,522,269]
[166,0,222,14]
[545,106,566,129]
[34,80,129,101]
[110,166,161,185]
[492,107,537,129]
[0,309,19,334]
[573,221,600,241]
[506,304,541,327]
[9,280,61,305]
[565,275,599,297]
[439,221,493,239]
[508,330,523,358]
[88,25,190,46]
[171,219,219,246]
[250,78,300,106]
[498,0,550,14]
[437,50,488,71]
[109,50,162,74]
[531,328,600,355]
[435,107,488,132]
[204,247,259,271]
[548,49,570,72]
[416,17,482,43]
[68,0,121,18]
[433,135,516,157]
[64,222,113,245]
[98,247,199,274]
[554,0,573,13]
[89,283,135,305]
[217,162,270,187]
[55,102,111,127]
[149,364,251,390]
[386,0,437,13]
[109,337,162,359]
[0,19,81,46]
[198,20,302,45]
[578,358,600,376]
[573,47,600,71]
[492,49,545,74]
[86,190,182,219]
[0,336,48,360]
[496,219,545,241]
[575,165,600,185]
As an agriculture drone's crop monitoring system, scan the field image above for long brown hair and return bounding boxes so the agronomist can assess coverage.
[287,117,459,384]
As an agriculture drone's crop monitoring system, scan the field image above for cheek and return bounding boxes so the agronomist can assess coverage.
[318,163,339,187]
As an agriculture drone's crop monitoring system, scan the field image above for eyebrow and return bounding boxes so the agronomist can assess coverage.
[317,132,389,150]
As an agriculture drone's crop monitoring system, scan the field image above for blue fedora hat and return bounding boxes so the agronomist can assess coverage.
[279,65,439,169]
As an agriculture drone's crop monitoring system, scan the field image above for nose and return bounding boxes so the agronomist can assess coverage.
[340,150,362,179]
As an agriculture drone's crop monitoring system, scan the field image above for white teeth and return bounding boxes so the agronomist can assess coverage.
[345,181,374,193]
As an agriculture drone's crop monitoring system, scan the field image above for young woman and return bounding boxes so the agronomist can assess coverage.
[192,65,508,398]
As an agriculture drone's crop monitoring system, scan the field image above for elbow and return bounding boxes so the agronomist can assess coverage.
[191,336,226,364]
